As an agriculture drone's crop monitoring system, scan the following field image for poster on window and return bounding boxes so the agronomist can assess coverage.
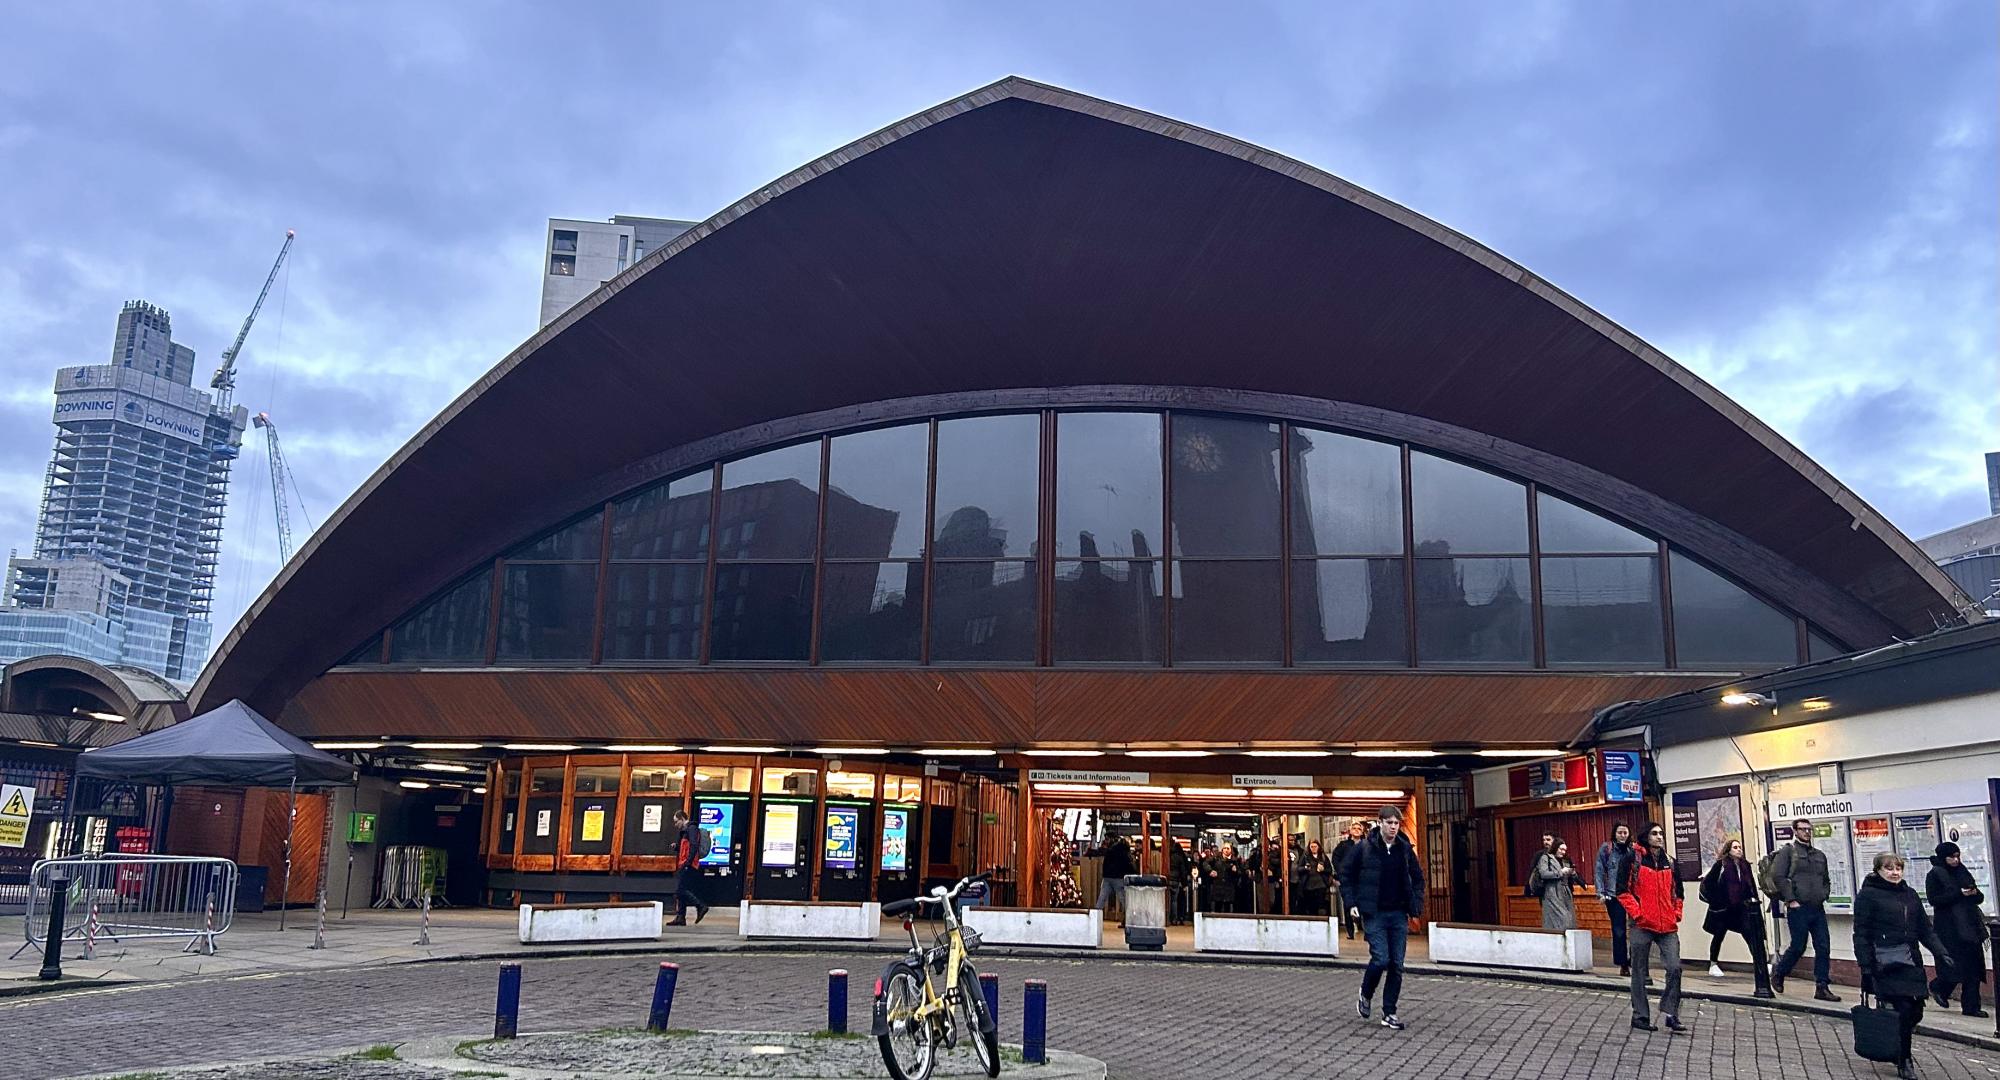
[1939,807,1995,918]
[1670,785,1741,881]
[698,802,735,867]
[880,808,910,872]
[1816,819,1856,912]
[1852,815,1894,884]
[642,804,664,833]
[580,806,606,843]
[824,806,859,870]
[535,809,552,837]
[761,803,800,867]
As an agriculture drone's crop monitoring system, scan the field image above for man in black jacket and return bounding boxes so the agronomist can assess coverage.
[1331,821,1367,940]
[1339,806,1426,1030]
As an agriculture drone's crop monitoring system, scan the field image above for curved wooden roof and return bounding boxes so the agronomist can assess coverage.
[193,77,1971,715]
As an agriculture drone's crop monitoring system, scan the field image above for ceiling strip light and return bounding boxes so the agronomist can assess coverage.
[1252,788,1324,798]
[922,748,997,756]
[1105,785,1176,795]
[1033,783,1103,793]
[605,744,682,753]
[417,762,472,773]
[1179,787,1249,798]
[814,747,890,755]
[1351,749,1438,758]
[703,745,782,754]
[313,741,384,750]
[502,743,581,752]
[1127,750,1213,758]
[1244,750,1332,758]
[1330,789,1408,799]
[1020,749,1105,757]
[1474,749,1563,758]
[409,742,483,750]
[398,781,432,789]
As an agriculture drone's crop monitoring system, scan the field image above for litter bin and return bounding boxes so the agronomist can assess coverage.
[1122,874,1167,951]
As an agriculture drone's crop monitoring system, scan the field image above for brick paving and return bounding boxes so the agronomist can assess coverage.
[10,950,1997,1080]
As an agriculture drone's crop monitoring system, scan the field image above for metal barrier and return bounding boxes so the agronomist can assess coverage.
[18,854,237,958]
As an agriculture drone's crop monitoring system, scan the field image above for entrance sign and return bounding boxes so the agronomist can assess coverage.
[824,806,859,870]
[1030,770,1149,785]
[761,803,801,867]
[0,784,33,848]
[880,808,911,871]
[1232,774,1313,788]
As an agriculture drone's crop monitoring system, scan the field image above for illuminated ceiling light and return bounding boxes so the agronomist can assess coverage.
[1127,749,1213,758]
[1179,787,1249,798]
[704,745,782,754]
[1351,749,1438,758]
[313,741,384,750]
[1330,789,1408,799]
[409,742,483,750]
[472,787,487,794]
[923,748,997,756]
[18,740,60,749]
[1719,691,1775,707]
[605,744,682,753]
[74,708,125,723]
[398,781,432,789]
[1244,750,1332,758]
[1252,788,1324,798]
[417,762,472,773]
[502,743,582,752]
[1105,785,1176,795]
[814,747,890,755]
[1033,783,1103,793]
[1021,749,1105,757]
[1474,749,1563,758]
[1800,698,1833,712]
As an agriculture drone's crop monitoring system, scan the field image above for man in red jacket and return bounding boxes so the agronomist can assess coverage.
[1616,821,1687,1033]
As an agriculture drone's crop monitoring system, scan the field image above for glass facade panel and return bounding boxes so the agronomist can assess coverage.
[1670,552,1799,669]
[708,563,813,661]
[1172,560,1281,662]
[1171,414,1280,557]
[762,766,819,795]
[1807,629,1844,662]
[497,563,597,661]
[1053,559,1164,663]
[1411,452,1528,555]
[1056,412,1161,558]
[1541,556,1664,666]
[693,765,753,792]
[573,765,620,793]
[885,775,924,802]
[529,767,565,793]
[610,472,711,560]
[1291,558,1408,664]
[827,771,877,799]
[1415,556,1533,664]
[1289,428,1404,556]
[389,568,492,662]
[934,414,1038,558]
[1537,493,1654,553]
[930,559,1037,662]
[569,794,615,855]
[719,441,821,560]
[826,424,927,558]
[602,564,703,662]
[510,511,603,561]
[820,562,922,662]
[630,766,685,794]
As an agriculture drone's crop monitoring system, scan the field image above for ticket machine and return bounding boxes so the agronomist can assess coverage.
[693,796,747,907]
[754,798,813,901]
[876,802,920,905]
[818,801,873,902]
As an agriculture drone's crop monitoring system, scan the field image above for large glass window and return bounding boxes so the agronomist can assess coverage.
[1670,553,1799,669]
[931,559,1037,663]
[826,424,927,558]
[602,564,704,662]
[1056,412,1161,558]
[1541,556,1664,666]
[1411,452,1528,556]
[497,563,596,660]
[510,511,603,561]
[719,442,821,560]
[389,568,492,662]
[1415,557,1533,664]
[1537,493,1654,553]
[1172,414,1279,557]
[1053,560,1163,663]
[934,415,1038,558]
[611,472,711,560]
[1173,560,1281,663]
[820,562,922,662]
[709,563,813,661]
[1290,428,1404,556]
[1292,558,1408,664]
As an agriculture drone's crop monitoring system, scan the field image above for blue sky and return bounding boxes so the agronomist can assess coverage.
[1,3,1994,642]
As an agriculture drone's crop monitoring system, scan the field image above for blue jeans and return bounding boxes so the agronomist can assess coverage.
[1361,911,1409,1014]
[1774,904,1831,987]
[1095,877,1127,918]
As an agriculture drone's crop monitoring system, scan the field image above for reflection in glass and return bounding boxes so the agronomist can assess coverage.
[1053,560,1163,663]
[1172,560,1281,662]
[611,472,711,560]
[497,563,597,660]
[934,415,1039,558]
[708,563,814,661]
[1536,493,1654,553]
[510,510,604,561]
[1056,412,1161,558]
[1807,629,1844,662]
[930,559,1037,662]
[602,564,704,662]
[820,562,922,662]
[719,441,821,560]
[1291,558,1408,664]
[1541,556,1664,666]
[1669,553,1798,669]
[826,425,928,558]
[1171,414,1279,557]
[1290,429,1404,556]
[1414,556,1532,664]
[390,568,492,662]
[1411,452,1528,555]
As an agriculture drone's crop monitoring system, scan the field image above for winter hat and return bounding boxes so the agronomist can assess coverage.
[1935,841,1961,860]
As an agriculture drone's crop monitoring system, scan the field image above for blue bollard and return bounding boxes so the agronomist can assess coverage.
[494,962,521,1039]
[649,962,680,1033]
[828,969,848,1034]
[978,972,999,1034]
[1023,979,1047,1064]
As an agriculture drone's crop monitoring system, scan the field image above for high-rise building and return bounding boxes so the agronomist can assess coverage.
[539,215,696,327]
[3,301,247,681]
[1986,450,1998,516]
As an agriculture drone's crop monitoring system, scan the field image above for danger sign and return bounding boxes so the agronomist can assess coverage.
[0,783,34,849]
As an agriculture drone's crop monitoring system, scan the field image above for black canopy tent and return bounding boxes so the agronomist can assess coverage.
[75,699,357,936]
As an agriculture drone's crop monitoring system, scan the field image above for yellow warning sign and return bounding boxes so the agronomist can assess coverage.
[0,790,26,817]
[0,783,32,849]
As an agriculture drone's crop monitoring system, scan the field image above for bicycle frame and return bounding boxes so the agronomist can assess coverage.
[871,874,981,1037]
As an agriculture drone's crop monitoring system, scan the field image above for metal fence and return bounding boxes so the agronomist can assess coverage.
[17,854,236,958]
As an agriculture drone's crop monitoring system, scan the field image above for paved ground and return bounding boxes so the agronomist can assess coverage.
[11,949,2000,1080]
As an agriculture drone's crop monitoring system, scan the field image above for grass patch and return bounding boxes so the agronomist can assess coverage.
[348,1045,399,1061]
[1001,1046,1028,1064]
[810,1029,866,1040]
[455,1037,498,1056]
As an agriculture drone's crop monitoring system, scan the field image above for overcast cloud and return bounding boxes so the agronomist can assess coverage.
[0,3,1993,652]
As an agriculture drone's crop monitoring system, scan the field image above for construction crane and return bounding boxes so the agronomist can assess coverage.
[252,412,312,564]
[210,229,295,412]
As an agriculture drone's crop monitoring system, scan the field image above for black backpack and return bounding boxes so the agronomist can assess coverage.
[689,823,713,861]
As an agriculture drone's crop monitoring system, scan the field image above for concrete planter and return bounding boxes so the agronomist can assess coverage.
[1193,912,1340,957]
[518,901,663,944]
[1431,922,1595,972]
[739,900,882,940]
[961,906,1103,949]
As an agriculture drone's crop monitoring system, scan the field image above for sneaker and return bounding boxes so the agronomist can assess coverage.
[1380,1015,1405,1031]
[1708,963,1725,978]
[1814,986,1841,1003]
[1664,1014,1687,1033]
[1631,1016,1658,1032]
[1356,995,1371,1020]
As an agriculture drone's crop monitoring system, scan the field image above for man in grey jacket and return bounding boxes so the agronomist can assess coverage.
[1770,818,1840,1001]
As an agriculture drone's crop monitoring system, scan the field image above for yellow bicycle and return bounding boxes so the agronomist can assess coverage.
[871,870,1000,1080]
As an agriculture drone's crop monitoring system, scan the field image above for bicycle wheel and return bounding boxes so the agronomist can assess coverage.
[878,966,935,1080]
[955,962,1000,1077]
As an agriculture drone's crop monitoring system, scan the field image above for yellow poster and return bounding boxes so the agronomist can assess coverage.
[581,807,606,842]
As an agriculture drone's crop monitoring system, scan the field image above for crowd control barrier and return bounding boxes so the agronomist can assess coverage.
[17,854,236,958]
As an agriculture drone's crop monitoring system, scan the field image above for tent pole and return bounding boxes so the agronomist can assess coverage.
[279,775,297,931]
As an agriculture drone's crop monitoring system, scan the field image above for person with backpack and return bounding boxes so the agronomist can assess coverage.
[1616,821,1688,1033]
[1595,823,1635,976]
[1699,838,1773,996]
[1771,818,1841,1001]
[668,808,711,926]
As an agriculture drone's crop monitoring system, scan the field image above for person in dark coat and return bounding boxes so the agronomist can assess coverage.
[1925,842,1990,1017]
[667,808,710,926]
[1854,851,1956,1079]
[1331,821,1367,940]
[1202,843,1244,913]
[1169,838,1194,924]
[1297,839,1334,916]
[1339,806,1426,1031]
[1089,835,1136,923]
[1699,838,1772,996]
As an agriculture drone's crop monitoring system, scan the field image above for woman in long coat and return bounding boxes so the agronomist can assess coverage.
[1925,841,1990,1017]
[1534,837,1579,930]
[1855,851,1956,1079]
[1699,838,1773,994]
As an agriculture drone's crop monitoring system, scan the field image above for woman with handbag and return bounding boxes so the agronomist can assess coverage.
[1700,839,1774,995]
[1534,836,1579,930]
[1925,841,1990,1017]
[1854,851,1957,1079]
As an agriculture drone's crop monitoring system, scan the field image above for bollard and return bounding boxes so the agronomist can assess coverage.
[649,962,680,1033]
[83,898,100,961]
[37,874,68,980]
[494,962,522,1039]
[413,888,432,946]
[978,972,999,1034]
[827,969,848,1034]
[1023,979,1047,1064]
